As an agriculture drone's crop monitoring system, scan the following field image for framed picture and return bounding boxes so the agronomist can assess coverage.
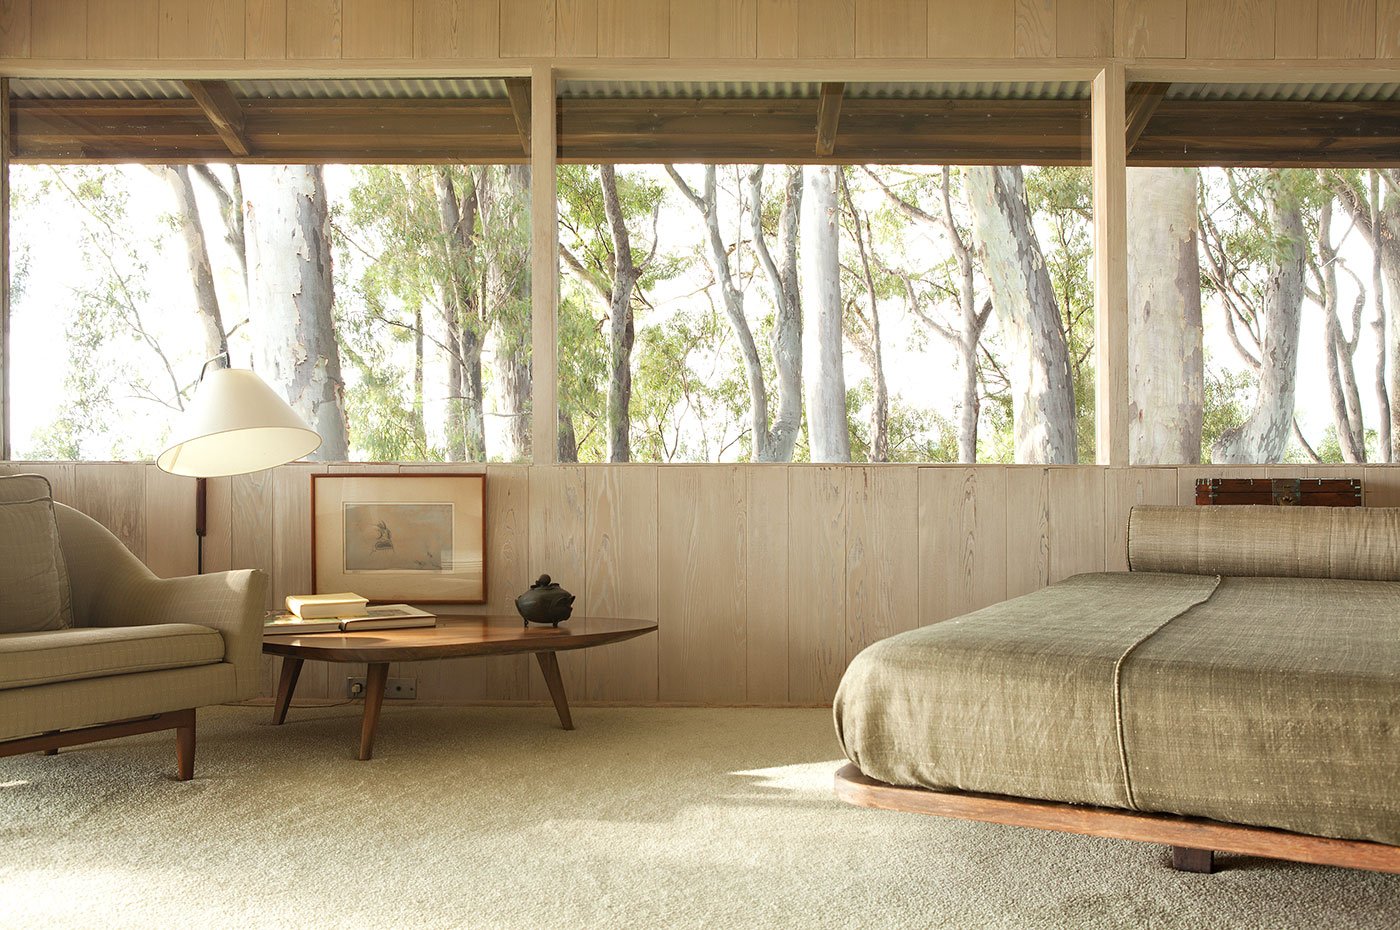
[311,473,486,604]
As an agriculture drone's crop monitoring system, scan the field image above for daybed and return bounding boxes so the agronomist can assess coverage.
[833,505,1400,873]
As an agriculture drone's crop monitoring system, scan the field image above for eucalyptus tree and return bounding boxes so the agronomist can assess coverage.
[800,164,852,463]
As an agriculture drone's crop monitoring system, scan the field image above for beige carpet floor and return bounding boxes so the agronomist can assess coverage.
[1,704,1397,930]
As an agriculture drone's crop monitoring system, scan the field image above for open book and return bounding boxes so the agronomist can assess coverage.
[265,605,436,635]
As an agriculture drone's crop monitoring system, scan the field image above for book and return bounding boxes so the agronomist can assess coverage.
[286,592,369,620]
[264,615,344,635]
[264,605,437,636]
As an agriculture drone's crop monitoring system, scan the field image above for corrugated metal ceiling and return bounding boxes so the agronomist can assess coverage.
[9,77,508,99]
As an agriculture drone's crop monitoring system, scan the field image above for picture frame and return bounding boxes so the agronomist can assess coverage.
[311,473,487,604]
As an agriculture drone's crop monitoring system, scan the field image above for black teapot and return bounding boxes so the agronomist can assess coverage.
[516,574,575,626]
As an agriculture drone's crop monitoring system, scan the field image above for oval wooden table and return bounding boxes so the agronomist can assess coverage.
[263,615,658,760]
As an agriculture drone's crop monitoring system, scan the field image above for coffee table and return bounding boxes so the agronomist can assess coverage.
[262,614,657,760]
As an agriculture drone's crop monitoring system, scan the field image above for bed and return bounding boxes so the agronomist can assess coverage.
[833,505,1400,873]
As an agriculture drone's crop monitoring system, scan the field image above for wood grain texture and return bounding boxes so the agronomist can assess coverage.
[1275,0,1318,57]
[479,464,532,700]
[856,0,927,57]
[274,464,326,696]
[159,0,246,58]
[88,0,160,58]
[286,0,342,58]
[143,465,197,578]
[413,0,497,56]
[756,0,854,57]
[919,467,1007,623]
[555,0,598,55]
[1318,0,1376,58]
[1056,0,1113,57]
[1186,0,1273,58]
[1093,62,1128,464]
[0,0,30,57]
[1103,466,1175,571]
[74,463,147,561]
[530,64,559,462]
[1047,466,1105,582]
[787,466,846,703]
[1380,0,1400,56]
[1004,466,1049,597]
[596,0,668,55]
[201,475,233,573]
[245,0,288,57]
[656,466,747,703]
[1014,0,1056,57]
[670,0,756,58]
[582,465,658,702]
[1114,0,1185,57]
[745,465,788,703]
[844,466,918,662]
[528,464,587,700]
[30,0,87,57]
[1364,465,1400,505]
[501,0,556,56]
[343,0,412,57]
[927,0,1013,58]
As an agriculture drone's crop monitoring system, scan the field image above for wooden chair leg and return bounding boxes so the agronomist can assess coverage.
[41,730,58,756]
[1171,846,1215,873]
[175,709,196,781]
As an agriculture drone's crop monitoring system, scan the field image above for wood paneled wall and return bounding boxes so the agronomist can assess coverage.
[6,460,1391,707]
[0,0,1395,63]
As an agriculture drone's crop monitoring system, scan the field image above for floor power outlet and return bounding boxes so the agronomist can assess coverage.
[346,677,418,700]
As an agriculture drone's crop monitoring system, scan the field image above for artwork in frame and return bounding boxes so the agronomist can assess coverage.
[312,473,486,604]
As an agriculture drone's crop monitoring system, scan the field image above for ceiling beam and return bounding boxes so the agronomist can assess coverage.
[182,80,250,157]
[1125,82,1170,153]
[816,82,844,156]
[505,78,532,155]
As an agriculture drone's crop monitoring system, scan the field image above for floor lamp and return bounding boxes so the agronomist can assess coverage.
[156,364,322,574]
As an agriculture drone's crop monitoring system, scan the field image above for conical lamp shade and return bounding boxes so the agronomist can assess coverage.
[157,368,322,477]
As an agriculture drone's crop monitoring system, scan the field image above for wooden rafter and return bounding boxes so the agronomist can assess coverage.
[505,78,532,155]
[1125,82,1170,153]
[182,80,250,157]
[815,82,844,157]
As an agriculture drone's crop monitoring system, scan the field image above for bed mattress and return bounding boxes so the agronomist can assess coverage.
[834,568,1400,846]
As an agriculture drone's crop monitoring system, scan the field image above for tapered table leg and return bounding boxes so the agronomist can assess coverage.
[175,709,196,781]
[272,656,304,726]
[534,652,574,731]
[358,662,389,761]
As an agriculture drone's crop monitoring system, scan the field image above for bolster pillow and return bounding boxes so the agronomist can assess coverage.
[1128,504,1400,581]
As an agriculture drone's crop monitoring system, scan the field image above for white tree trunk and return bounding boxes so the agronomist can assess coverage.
[1126,167,1204,464]
[156,165,228,365]
[240,164,349,460]
[799,165,850,462]
[965,166,1077,464]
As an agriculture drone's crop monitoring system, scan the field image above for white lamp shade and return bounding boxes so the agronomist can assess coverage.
[157,368,322,477]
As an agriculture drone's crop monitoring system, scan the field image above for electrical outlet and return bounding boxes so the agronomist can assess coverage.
[346,677,417,700]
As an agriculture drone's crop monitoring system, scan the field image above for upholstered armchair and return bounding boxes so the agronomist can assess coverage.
[0,476,267,780]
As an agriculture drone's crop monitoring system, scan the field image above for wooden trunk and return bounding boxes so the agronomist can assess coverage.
[1194,478,1363,507]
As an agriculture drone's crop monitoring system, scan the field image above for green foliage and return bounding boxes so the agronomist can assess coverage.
[1200,367,1255,464]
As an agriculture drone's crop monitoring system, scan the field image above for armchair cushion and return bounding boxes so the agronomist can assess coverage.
[0,623,224,691]
[0,475,73,634]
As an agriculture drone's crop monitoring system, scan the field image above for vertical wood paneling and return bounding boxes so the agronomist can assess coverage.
[1114,0,1185,57]
[755,0,796,56]
[745,466,788,704]
[1004,466,1049,597]
[1093,62,1128,465]
[231,469,275,694]
[74,463,147,561]
[583,466,658,702]
[12,463,77,506]
[286,0,342,58]
[556,0,598,55]
[1103,466,1176,571]
[528,465,587,700]
[1056,0,1113,56]
[919,467,1007,623]
[1380,0,1400,56]
[1014,0,1056,57]
[1047,466,1105,582]
[597,0,668,55]
[856,0,927,57]
[0,0,30,57]
[657,466,747,703]
[343,0,413,57]
[670,0,756,58]
[1275,0,1318,57]
[144,465,197,579]
[245,0,288,57]
[501,0,556,56]
[30,0,87,57]
[414,0,498,57]
[1186,0,1273,58]
[160,0,246,58]
[1175,464,1266,502]
[757,0,854,57]
[787,466,846,703]
[88,0,160,58]
[201,476,233,574]
[844,466,919,662]
[274,464,326,696]
[927,0,1013,57]
[1318,0,1376,58]
[1364,465,1400,505]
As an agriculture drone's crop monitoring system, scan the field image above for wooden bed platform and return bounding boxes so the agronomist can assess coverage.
[834,764,1400,875]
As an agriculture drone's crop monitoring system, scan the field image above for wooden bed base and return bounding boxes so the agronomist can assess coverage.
[834,764,1400,875]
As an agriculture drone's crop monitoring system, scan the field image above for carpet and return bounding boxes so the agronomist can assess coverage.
[1,704,1397,929]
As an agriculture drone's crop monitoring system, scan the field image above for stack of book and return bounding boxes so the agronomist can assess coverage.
[264,593,437,635]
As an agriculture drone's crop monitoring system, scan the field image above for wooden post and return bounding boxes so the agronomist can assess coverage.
[1092,64,1128,466]
[531,65,559,466]
[1,77,9,461]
